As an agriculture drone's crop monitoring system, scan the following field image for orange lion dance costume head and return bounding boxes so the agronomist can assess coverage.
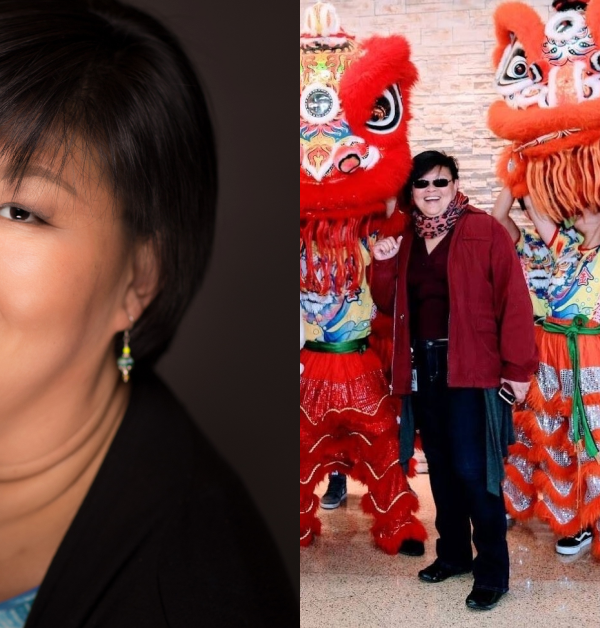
[489,0,600,221]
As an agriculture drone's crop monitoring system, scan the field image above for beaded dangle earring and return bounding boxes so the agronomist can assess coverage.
[117,317,135,382]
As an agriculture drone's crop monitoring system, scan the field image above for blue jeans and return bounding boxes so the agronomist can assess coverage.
[412,340,509,592]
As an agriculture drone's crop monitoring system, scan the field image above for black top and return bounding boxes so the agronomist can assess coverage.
[407,229,453,340]
[24,370,297,628]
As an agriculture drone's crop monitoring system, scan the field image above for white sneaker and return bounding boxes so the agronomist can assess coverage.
[555,528,593,555]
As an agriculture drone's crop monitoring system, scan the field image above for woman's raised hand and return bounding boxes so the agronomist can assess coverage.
[372,236,402,261]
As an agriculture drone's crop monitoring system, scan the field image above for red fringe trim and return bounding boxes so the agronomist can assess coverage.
[360,487,426,553]
[360,488,419,519]
[300,517,322,547]
[507,441,532,460]
[526,381,565,417]
[300,216,371,296]
[505,464,536,498]
[504,495,535,522]
[582,498,600,531]
[592,537,600,560]
[371,517,428,555]
[535,500,581,537]
[530,445,577,481]
[406,456,417,479]
[533,470,576,508]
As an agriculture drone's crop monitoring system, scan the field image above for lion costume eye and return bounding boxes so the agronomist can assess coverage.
[506,54,528,80]
[366,84,402,134]
[498,43,530,86]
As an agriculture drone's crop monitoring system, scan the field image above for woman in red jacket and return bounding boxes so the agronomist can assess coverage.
[371,150,537,611]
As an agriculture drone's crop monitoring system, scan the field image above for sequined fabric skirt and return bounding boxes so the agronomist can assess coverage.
[504,318,600,545]
[300,347,392,426]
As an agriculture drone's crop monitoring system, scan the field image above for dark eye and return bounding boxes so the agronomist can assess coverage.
[366,84,402,134]
[371,97,391,123]
[0,205,36,222]
[11,207,31,220]
[508,57,528,79]
[497,41,532,87]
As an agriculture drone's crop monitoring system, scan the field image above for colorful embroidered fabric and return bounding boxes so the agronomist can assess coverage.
[515,227,553,319]
[546,227,600,321]
[301,238,375,344]
[0,588,38,628]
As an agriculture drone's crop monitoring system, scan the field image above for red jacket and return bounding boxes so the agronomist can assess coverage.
[370,206,538,395]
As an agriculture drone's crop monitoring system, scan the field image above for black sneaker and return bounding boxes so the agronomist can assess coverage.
[555,528,593,555]
[320,474,347,509]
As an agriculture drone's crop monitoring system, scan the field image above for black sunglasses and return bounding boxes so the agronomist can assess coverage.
[413,178,452,189]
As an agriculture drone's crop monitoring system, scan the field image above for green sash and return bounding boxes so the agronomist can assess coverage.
[542,314,600,460]
[304,338,368,354]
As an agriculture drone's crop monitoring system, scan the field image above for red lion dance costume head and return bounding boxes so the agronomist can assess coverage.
[489,0,600,221]
[299,2,425,553]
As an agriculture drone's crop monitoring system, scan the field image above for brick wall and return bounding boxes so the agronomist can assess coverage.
[300,0,553,215]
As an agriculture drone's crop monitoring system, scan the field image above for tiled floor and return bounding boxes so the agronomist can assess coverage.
[300,473,600,628]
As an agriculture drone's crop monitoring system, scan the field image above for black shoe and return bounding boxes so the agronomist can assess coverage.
[555,528,593,555]
[398,538,425,557]
[320,474,347,509]
[418,560,471,583]
[465,588,505,610]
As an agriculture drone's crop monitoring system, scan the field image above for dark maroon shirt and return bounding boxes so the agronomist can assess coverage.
[407,229,453,340]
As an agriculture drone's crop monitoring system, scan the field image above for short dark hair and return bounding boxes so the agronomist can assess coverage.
[0,0,217,364]
[404,150,459,204]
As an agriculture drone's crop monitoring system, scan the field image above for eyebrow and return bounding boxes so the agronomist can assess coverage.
[3,164,77,197]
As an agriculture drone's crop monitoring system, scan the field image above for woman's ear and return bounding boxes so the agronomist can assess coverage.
[121,238,161,326]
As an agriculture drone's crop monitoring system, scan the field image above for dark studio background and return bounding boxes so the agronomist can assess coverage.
[127,0,297,589]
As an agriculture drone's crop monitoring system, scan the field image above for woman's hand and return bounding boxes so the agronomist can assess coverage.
[500,378,530,404]
[372,236,402,261]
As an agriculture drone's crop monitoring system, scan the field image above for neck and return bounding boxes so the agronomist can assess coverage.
[0,354,130,599]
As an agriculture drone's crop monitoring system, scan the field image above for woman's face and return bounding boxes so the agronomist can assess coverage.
[411,165,458,218]
[0,149,136,413]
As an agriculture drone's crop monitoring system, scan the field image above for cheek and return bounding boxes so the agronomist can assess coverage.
[413,192,426,208]
[0,227,126,338]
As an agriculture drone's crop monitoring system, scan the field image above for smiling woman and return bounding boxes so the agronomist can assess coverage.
[370,150,538,611]
[0,1,295,626]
